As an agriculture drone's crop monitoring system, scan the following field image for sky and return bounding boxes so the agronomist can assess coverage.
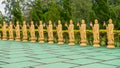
[0,0,5,15]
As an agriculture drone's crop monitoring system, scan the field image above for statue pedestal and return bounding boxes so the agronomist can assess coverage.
[0,34,1,40]
[107,42,115,48]
[30,38,36,43]
[22,37,28,42]
[39,38,44,43]
[68,40,75,45]
[80,40,87,46]
[9,38,13,41]
[2,39,7,40]
[93,41,100,48]
[48,39,54,44]
[9,36,13,40]
[2,36,7,40]
[23,39,28,42]
[58,39,64,45]
[15,38,20,41]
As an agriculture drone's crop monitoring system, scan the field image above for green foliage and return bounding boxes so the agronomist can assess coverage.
[108,0,120,29]
[71,0,93,28]
[92,0,110,22]
[92,0,120,29]
[0,11,4,23]
[31,0,43,24]
[62,0,72,22]
[12,1,23,23]
[44,2,62,23]
[72,0,92,21]
[2,0,24,24]
[1,0,120,29]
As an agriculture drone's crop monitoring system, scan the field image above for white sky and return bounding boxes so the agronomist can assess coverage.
[0,0,5,15]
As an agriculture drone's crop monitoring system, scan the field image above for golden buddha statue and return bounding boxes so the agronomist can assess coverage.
[56,20,64,44]
[48,20,54,44]
[15,21,20,41]
[106,19,115,48]
[65,19,75,45]
[22,21,28,42]
[30,21,36,42]
[2,22,7,40]
[91,19,100,47]
[8,21,14,40]
[38,21,44,43]
[77,19,87,46]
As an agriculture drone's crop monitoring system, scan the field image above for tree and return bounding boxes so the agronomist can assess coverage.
[0,11,5,23]
[44,2,62,23]
[2,0,24,24]
[92,0,110,21]
[62,0,72,22]
[108,0,120,29]
[31,0,43,24]
[71,0,93,29]
[92,0,117,28]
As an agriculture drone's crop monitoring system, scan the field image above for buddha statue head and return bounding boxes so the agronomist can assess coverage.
[70,19,73,24]
[95,19,98,24]
[82,19,85,24]
[109,19,112,24]
[58,20,61,25]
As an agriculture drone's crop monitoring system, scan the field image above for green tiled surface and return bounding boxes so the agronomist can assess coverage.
[90,55,119,60]
[64,58,100,65]
[0,40,120,68]
[0,61,41,68]
[0,57,34,63]
[35,62,76,68]
[59,54,88,59]
[74,63,116,68]
[101,59,120,66]
[32,58,69,63]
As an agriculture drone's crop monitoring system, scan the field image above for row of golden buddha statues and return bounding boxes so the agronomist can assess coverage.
[0,19,114,48]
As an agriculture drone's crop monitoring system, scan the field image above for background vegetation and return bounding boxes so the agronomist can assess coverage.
[0,0,120,29]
